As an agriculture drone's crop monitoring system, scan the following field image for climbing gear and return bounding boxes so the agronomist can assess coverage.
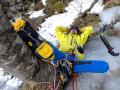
[71,74,79,90]
[28,41,33,46]
[59,60,72,87]
[99,25,119,56]
[100,34,119,56]
[51,60,59,67]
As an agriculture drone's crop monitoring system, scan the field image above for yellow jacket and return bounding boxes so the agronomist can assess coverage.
[55,26,94,60]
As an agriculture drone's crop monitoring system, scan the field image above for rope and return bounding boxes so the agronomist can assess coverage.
[71,77,75,90]
[75,76,78,90]
[53,67,56,90]
[71,74,79,90]
[56,79,61,90]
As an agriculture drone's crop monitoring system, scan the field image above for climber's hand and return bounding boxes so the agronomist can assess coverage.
[77,46,84,54]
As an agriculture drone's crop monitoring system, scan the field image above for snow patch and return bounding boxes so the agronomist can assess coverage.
[29,9,45,18]
[41,0,46,5]
[0,68,22,90]
[114,22,120,30]
[90,0,104,14]
[99,6,120,25]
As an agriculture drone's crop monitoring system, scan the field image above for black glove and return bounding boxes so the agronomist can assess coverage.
[77,46,84,54]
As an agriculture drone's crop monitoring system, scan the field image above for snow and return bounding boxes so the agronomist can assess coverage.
[38,0,104,46]
[0,68,22,90]
[29,9,45,18]
[6,77,22,87]
[66,0,104,14]
[99,6,120,25]
[99,6,120,30]
[65,35,120,90]
[41,0,46,5]
[90,0,104,14]
[114,22,120,30]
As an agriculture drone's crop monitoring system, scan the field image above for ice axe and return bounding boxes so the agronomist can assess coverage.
[99,25,119,56]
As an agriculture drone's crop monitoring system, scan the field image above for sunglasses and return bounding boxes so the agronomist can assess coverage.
[70,29,77,33]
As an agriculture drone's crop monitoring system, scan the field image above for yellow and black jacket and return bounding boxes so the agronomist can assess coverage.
[55,26,94,60]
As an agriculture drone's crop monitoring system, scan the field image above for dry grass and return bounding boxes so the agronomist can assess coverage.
[73,14,99,28]
[34,0,44,11]
[43,0,71,17]
[22,81,53,90]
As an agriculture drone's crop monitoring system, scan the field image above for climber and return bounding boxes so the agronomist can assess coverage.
[11,18,79,67]
[10,18,109,81]
[51,25,93,66]
[11,18,108,72]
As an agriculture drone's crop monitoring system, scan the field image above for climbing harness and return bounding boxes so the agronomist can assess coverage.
[58,59,73,88]
[71,73,79,90]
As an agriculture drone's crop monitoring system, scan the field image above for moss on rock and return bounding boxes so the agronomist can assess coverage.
[43,0,71,17]
[44,1,65,16]
[107,29,120,37]
[34,0,44,11]
[73,13,100,28]
[104,0,120,9]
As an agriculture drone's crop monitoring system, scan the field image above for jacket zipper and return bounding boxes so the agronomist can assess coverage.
[71,35,73,45]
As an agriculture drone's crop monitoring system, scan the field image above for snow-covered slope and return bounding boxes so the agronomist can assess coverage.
[99,6,120,30]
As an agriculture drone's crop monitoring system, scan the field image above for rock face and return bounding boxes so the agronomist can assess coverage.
[0,0,60,90]
[34,0,44,11]
[104,0,120,8]
[22,80,53,90]
[0,1,9,31]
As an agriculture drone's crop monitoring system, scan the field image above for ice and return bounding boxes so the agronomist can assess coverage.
[99,6,120,25]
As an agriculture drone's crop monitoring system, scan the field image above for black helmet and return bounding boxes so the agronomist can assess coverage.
[70,25,79,30]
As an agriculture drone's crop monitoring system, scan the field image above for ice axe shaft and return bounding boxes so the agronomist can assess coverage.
[100,30,119,56]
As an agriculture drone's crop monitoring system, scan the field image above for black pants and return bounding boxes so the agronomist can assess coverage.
[24,22,39,40]
[18,30,38,52]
